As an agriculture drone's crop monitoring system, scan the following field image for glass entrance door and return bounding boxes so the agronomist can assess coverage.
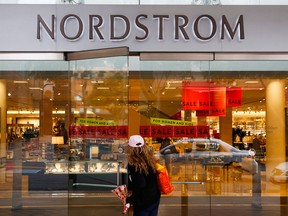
[0,48,129,215]
[66,47,129,215]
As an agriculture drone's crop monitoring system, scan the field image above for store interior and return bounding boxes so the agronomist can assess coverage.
[5,67,276,149]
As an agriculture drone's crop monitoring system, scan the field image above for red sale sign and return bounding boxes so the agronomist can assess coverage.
[226,87,242,107]
[182,82,212,110]
[69,126,210,139]
[182,81,226,116]
[140,126,210,138]
[69,126,128,138]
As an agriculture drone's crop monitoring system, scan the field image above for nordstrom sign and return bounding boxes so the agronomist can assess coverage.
[37,14,245,42]
[0,5,287,52]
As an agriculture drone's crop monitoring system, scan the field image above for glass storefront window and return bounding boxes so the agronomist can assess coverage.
[0,55,287,215]
[129,56,287,214]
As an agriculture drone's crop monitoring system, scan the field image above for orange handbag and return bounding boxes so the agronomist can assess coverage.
[156,163,174,194]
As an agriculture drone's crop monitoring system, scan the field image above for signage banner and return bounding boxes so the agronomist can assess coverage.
[1,5,288,52]
[77,118,115,126]
[140,126,210,138]
[182,82,226,116]
[69,125,209,138]
[150,117,193,126]
[182,85,211,110]
[210,86,226,116]
[226,87,242,107]
[69,126,128,138]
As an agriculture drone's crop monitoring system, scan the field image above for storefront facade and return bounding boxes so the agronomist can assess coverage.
[0,2,287,216]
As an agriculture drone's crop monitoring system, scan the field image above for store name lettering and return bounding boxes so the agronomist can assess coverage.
[37,14,244,41]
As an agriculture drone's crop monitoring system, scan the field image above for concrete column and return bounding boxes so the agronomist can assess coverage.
[128,78,141,137]
[197,117,207,126]
[220,107,233,144]
[266,80,286,177]
[128,108,140,136]
[0,80,7,183]
[40,80,53,141]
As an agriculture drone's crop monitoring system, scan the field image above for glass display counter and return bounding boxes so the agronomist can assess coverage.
[44,160,127,174]
[23,159,127,191]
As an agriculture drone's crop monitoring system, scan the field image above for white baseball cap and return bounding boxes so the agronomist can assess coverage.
[128,135,144,148]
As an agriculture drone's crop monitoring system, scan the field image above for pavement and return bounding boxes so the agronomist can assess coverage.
[0,192,287,216]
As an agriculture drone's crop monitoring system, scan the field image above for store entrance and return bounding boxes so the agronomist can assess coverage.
[0,51,287,216]
[65,47,130,193]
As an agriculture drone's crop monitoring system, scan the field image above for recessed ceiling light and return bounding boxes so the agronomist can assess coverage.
[29,87,43,90]
[245,81,259,84]
[13,80,28,84]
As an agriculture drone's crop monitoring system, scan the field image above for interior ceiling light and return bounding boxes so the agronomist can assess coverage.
[169,80,182,84]
[245,81,259,84]
[13,80,28,84]
[29,87,43,90]
[91,80,104,84]
[7,110,40,115]
[97,87,109,90]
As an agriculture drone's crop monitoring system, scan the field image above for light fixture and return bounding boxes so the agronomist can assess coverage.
[29,87,43,90]
[245,81,259,84]
[7,110,40,114]
[91,80,104,84]
[13,80,28,84]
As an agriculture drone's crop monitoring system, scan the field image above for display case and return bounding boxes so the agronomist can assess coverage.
[24,160,127,191]
[23,137,128,191]
[44,160,127,174]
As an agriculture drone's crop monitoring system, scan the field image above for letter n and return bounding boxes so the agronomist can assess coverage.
[37,15,55,40]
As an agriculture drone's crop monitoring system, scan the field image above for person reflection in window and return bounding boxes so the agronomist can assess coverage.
[54,120,68,144]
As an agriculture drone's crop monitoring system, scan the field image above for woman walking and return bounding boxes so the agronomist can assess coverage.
[126,135,161,216]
